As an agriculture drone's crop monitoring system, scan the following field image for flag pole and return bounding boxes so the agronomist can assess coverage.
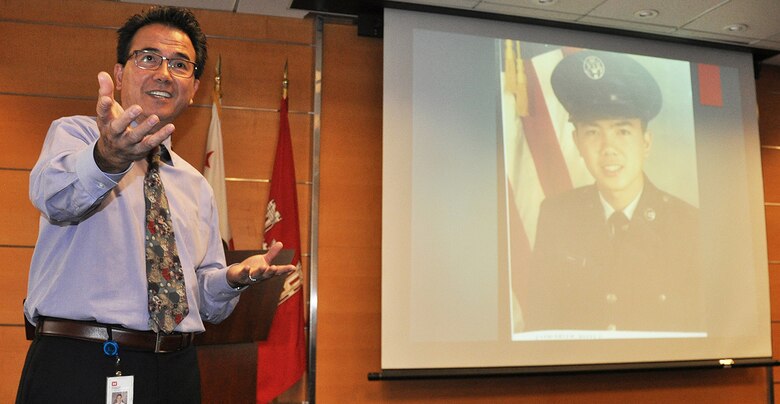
[282,59,288,101]
[204,54,233,250]
[213,55,223,120]
[215,54,223,100]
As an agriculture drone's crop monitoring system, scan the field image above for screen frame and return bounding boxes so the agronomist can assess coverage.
[380,7,772,377]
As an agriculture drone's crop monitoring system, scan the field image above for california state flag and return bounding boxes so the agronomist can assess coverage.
[204,94,234,250]
[257,93,306,403]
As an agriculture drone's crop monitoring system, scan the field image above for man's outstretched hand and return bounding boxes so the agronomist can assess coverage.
[94,71,174,173]
[226,242,296,288]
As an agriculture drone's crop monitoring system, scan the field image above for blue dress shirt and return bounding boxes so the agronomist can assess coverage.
[24,115,241,332]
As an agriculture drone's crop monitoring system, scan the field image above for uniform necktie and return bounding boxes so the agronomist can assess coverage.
[144,146,188,334]
[609,211,630,238]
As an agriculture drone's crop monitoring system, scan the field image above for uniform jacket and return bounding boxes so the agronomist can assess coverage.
[523,177,703,332]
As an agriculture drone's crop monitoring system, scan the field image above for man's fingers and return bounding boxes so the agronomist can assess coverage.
[139,121,174,149]
[97,72,114,98]
[96,95,114,119]
[96,73,116,118]
[250,265,293,281]
[243,243,295,283]
[107,105,142,138]
[264,241,284,262]
[269,264,295,277]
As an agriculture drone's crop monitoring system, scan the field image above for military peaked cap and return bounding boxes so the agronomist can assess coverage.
[551,50,662,123]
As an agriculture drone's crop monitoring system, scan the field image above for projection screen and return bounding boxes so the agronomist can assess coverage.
[381,7,771,376]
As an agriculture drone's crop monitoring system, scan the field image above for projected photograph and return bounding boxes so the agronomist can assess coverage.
[383,8,770,372]
[500,42,707,340]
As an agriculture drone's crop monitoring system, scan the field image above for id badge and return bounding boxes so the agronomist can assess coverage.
[106,375,134,404]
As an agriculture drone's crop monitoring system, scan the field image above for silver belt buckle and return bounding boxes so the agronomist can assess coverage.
[155,332,163,353]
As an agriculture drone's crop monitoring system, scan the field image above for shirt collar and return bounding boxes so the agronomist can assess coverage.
[159,143,174,166]
[599,188,642,221]
[128,119,174,166]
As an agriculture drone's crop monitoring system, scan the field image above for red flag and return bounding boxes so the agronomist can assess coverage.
[256,94,306,403]
[697,63,723,107]
[204,92,234,250]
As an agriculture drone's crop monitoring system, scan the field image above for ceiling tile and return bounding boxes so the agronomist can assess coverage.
[484,0,604,15]
[681,0,780,39]
[236,0,309,18]
[118,0,237,12]
[675,27,760,46]
[752,39,780,51]
[577,16,678,34]
[474,2,582,22]
[587,0,726,29]
[392,0,481,9]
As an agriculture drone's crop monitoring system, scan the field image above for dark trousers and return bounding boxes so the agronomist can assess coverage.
[16,335,201,404]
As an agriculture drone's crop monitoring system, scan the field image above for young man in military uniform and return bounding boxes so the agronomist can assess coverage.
[523,50,703,333]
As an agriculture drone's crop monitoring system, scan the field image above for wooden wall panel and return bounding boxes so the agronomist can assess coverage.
[763,148,780,202]
[169,107,315,184]
[0,96,95,169]
[0,248,32,324]
[759,65,780,393]
[0,0,313,108]
[220,109,312,180]
[774,269,780,384]
[0,170,40,246]
[318,21,384,402]
[0,327,30,403]
[774,322,780,383]
[0,22,117,97]
[758,65,780,146]
[771,264,780,323]
[370,368,767,403]
[0,25,312,111]
[0,0,141,28]
[200,37,314,110]
[766,206,780,262]
[197,12,314,45]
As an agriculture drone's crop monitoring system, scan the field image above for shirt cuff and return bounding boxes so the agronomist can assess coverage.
[75,142,132,198]
[226,264,250,292]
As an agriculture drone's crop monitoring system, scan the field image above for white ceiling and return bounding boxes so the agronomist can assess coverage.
[117,0,780,64]
[115,0,309,18]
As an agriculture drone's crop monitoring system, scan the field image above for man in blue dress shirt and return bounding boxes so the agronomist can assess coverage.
[16,6,294,403]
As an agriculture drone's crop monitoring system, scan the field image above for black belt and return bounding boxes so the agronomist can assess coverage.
[35,317,195,353]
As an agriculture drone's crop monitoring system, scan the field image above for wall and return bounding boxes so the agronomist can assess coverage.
[1,0,780,403]
[760,64,780,402]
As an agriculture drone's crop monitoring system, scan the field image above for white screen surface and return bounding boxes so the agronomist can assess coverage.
[382,8,771,372]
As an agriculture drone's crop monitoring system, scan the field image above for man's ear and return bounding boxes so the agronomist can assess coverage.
[572,126,585,156]
[643,130,653,156]
[113,63,124,91]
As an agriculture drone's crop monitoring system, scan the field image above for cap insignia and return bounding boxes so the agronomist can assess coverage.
[583,55,605,80]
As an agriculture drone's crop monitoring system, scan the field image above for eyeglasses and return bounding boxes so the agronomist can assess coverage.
[129,50,198,78]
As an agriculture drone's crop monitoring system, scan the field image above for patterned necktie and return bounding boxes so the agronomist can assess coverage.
[144,146,188,334]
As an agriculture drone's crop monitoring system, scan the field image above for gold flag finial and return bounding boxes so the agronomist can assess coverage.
[282,59,288,100]
[502,40,528,117]
[214,55,223,99]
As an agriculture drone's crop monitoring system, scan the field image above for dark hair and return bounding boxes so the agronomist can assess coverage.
[116,6,207,79]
